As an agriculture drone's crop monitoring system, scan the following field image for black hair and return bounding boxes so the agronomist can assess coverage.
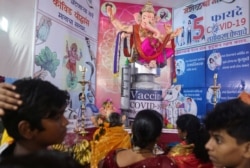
[108,112,123,127]
[131,109,163,149]
[2,78,69,141]
[176,114,210,162]
[204,97,250,144]
[0,150,84,168]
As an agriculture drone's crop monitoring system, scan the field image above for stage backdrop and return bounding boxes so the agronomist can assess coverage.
[96,1,175,111]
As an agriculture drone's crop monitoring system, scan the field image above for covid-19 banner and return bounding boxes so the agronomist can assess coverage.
[173,0,249,48]
[173,0,250,118]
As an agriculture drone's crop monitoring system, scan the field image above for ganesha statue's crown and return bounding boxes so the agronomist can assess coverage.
[141,1,155,14]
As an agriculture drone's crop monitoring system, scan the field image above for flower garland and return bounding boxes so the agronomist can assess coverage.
[51,139,91,166]
[93,121,109,141]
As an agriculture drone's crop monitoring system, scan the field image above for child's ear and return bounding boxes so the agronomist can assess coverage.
[243,141,250,158]
[18,121,36,139]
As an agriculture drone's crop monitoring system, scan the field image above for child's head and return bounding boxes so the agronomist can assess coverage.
[2,78,69,146]
[204,91,250,168]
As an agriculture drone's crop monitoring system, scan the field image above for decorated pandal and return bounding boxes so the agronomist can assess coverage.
[50,58,182,167]
[50,61,181,165]
[51,1,182,167]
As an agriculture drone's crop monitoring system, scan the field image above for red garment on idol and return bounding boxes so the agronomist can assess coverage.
[138,38,174,64]
[132,24,174,65]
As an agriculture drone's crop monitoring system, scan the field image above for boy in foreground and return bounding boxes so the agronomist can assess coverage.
[0,78,69,158]
[204,91,250,168]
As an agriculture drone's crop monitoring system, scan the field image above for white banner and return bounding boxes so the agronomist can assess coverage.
[174,0,249,49]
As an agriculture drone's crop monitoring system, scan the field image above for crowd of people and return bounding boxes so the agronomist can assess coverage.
[99,109,177,168]
[1,78,250,168]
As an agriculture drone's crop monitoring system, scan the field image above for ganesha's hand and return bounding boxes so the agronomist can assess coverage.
[142,22,162,41]
[121,32,130,39]
[164,23,173,34]
[152,31,161,41]
[171,27,182,38]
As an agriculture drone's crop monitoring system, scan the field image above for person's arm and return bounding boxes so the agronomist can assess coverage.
[110,19,133,33]
[0,83,22,116]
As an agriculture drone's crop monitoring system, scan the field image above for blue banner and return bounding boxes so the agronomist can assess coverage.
[175,51,206,88]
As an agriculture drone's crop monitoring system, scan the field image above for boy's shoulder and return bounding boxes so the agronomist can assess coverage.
[0,143,9,154]
[0,142,15,158]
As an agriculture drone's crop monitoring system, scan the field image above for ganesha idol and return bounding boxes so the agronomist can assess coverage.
[106,1,182,70]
